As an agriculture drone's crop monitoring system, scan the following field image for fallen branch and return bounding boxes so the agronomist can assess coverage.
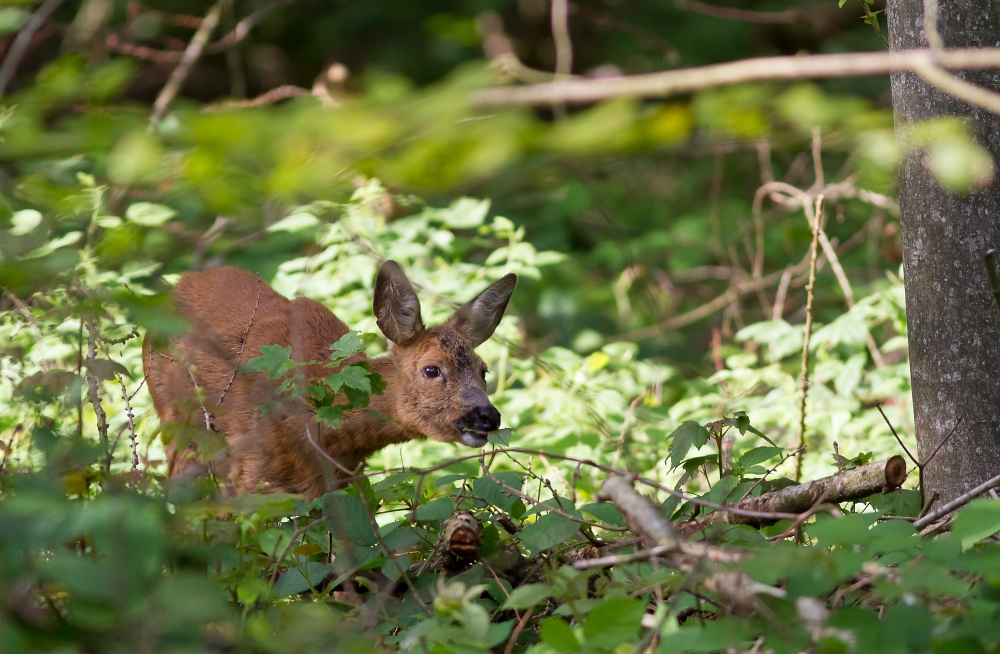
[593,474,782,610]
[677,455,908,535]
[472,47,1000,107]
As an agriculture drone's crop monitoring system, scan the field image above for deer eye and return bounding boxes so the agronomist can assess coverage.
[481,369,488,380]
[423,366,441,379]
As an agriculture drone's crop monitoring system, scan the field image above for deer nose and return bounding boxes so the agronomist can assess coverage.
[473,405,501,432]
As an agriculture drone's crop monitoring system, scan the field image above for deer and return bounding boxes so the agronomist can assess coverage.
[142,261,516,499]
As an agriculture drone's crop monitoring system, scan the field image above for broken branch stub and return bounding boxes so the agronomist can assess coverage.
[678,455,908,535]
[417,510,483,573]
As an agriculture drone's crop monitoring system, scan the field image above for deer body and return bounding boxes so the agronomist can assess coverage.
[143,263,515,498]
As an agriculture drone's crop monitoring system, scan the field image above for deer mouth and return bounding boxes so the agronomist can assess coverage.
[459,430,490,447]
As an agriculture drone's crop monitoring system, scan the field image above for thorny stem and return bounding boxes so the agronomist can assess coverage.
[85,318,111,473]
[793,195,823,482]
[115,374,139,484]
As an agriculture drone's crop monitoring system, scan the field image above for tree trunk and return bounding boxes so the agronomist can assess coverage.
[888,0,1000,506]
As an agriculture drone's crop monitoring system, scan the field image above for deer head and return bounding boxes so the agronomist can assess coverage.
[373,260,516,447]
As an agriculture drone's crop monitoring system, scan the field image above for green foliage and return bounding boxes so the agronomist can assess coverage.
[2,1,992,650]
[243,331,386,427]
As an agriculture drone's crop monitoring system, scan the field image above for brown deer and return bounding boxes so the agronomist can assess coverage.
[143,261,516,498]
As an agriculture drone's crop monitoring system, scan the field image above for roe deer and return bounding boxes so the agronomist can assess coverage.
[143,261,516,498]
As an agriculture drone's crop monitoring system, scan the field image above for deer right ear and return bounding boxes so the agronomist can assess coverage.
[373,260,425,345]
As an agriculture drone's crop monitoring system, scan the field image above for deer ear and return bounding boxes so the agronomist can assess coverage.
[450,274,517,347]
[373,261,424,345]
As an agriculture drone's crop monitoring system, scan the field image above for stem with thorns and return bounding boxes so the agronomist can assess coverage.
[794,195,823,482]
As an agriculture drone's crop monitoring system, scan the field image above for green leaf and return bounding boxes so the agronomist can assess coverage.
[267,212,319,233]
[329,331,365,363]
[668,421,709,469]
[539,618,579,653]
[487,428,514,446]
[579,503,625,527]
[737,446,783,469]
[274,562,335,598]
[582,597,646,648]
[373,471,414,492]
[316,405,344,429]
[323,493,378,545]
[435,473,469,488]
[473,472,524,511]
[519,513,581,554]
[326,364,373,393]
[244,344,296,380]
[951,499,1000,550]
[125,202,176,226]
[705,475,739,506]
[501,583,552,610]
[85,358,132,381]
[9,209,42,235]
[415,497,455,521]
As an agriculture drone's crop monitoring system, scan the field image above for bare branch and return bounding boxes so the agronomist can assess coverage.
[678,455,908,535]
[0,0,66,102]
[913,471,1000,529]
[472,48,1000,107]
[149,1,224,130]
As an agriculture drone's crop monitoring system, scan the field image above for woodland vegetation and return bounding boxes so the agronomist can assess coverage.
[2,0,1000,652]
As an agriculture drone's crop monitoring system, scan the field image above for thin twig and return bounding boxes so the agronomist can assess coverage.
[218,281,262,405]
[504,607,534,654]
[551,0,573,78]
[85,319,111,473]
[203,0,298,53]
[115,374,139,484]
[874,400,917,466]
[149,1,224,130]
[764,490,831,542]
[0,0,66,102]
[914,471,1000,530]
[793,195,823,482]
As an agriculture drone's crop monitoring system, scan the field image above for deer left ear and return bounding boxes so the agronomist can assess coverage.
[449,274,517,347]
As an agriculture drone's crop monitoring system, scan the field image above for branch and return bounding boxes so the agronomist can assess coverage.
[677,455,908,535]
[0,0,66,102]
[593,474,783,610]
[793,195,823,482]
[472,48,1000,107]
[913,471,1000,530]
[149,1,223,129]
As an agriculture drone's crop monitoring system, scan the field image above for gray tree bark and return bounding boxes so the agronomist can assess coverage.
[888,0,1000,506]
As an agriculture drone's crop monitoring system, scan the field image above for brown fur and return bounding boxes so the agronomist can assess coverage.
[143,264,515,498]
